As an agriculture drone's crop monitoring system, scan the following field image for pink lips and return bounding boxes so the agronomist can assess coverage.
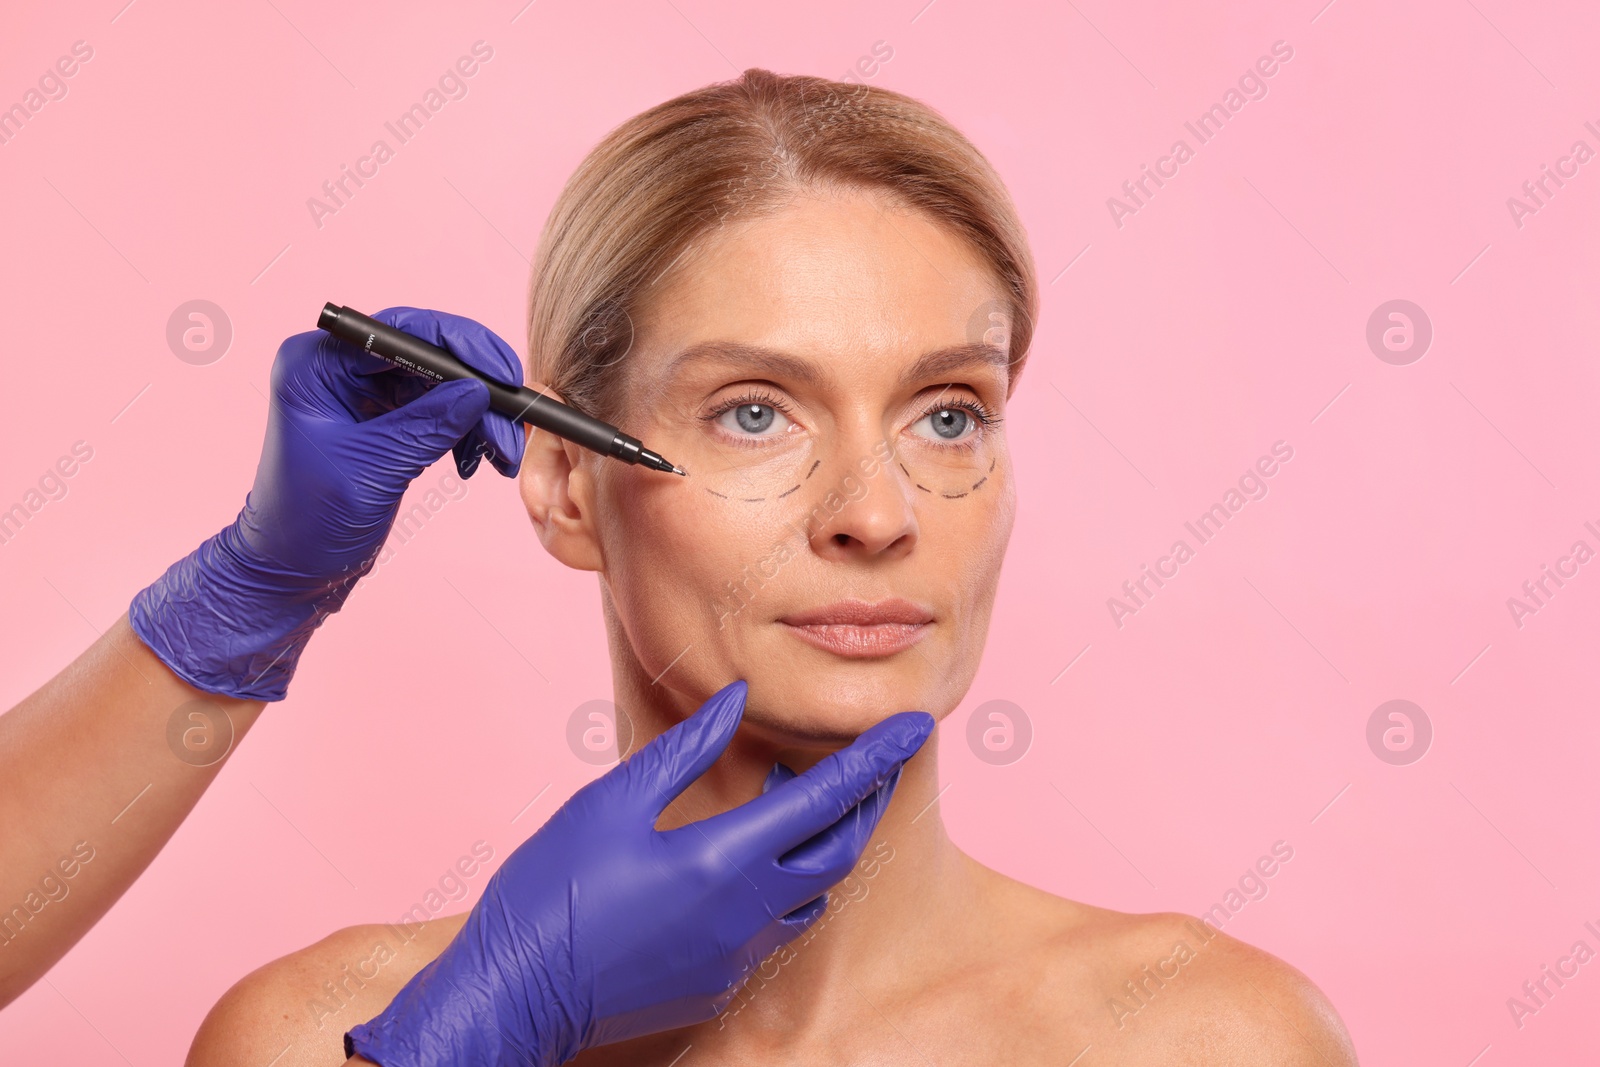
[777,598,934,658]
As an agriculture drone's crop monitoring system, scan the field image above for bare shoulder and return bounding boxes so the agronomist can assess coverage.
[185,915,466,1067]
[1041,902,1359,1066]
[957,861,1354,1066]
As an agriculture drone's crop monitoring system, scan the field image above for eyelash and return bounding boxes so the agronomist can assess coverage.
[700,388,1001,450]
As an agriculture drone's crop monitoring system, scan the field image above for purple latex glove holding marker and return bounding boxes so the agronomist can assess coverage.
[128,308,934,1066]
[130,307,526,701]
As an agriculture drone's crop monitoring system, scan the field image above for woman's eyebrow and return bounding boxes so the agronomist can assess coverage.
[661,340,1009,387]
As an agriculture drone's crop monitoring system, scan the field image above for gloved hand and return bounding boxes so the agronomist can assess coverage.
[129,307,525,701]
[345,679,934,1067]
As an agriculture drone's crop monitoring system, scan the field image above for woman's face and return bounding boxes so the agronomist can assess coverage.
[560,187,1016,744]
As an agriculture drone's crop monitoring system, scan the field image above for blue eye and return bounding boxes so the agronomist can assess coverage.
[705,389,798,441]
[911,402,992,444]
[717,401,791,437]
[918,408,972,441]
[703,391,997,448]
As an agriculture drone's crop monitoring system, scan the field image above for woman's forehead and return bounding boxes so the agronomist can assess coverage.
[626,195,1006,382]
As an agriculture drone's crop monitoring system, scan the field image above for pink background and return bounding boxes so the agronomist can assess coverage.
[3,0,1597,1062]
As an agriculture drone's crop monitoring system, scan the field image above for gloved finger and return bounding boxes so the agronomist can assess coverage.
[615,679,749,817]
[272,330,392,423]
[755,757,880,914]
[724,892,830,998]
[755,770,902,954]
[453,439,482,480]
[760,753,892,873]
[364,378,492,477]
[762,761,797,795]
[777,892,828,927]
[373,306,526,479]
[776,762,903,879]
[452,436,488,480]
[363,307,525,385]
[458,405,523,479]
[687,710,932,861]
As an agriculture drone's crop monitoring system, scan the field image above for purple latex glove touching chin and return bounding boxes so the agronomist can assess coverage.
[129,307,525,701]
[345,680,934,1067]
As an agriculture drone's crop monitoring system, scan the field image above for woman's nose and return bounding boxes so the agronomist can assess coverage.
[800,437,919,560]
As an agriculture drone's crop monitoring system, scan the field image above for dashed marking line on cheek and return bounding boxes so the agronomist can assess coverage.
[900,457,997,499]
[703,484,802,502]
[704,456,997,504]
[704,457,817,503]
[899,462,932,493]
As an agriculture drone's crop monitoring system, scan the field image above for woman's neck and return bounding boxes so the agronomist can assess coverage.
[604,603,982,1043]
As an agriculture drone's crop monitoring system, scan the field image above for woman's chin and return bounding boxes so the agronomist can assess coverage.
[729,667,946,748]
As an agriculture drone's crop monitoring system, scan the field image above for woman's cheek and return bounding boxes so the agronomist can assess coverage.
[628,493,744,617]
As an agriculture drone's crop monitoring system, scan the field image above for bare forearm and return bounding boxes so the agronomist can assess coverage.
[0,612,264,1004]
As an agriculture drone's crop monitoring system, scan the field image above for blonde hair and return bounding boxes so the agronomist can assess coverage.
[526,67,1038,423]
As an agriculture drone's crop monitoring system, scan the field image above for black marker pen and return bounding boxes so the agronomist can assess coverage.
[318,303,686,476]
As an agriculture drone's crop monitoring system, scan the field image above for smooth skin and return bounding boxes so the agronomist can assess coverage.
[189,187,1360,1065]
[0,617,264,1007]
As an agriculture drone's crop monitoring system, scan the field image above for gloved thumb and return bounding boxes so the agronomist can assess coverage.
[366,378,493,475]
[618,679,749,816]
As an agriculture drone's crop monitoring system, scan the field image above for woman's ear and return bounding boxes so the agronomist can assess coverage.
[518,388,604,573]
